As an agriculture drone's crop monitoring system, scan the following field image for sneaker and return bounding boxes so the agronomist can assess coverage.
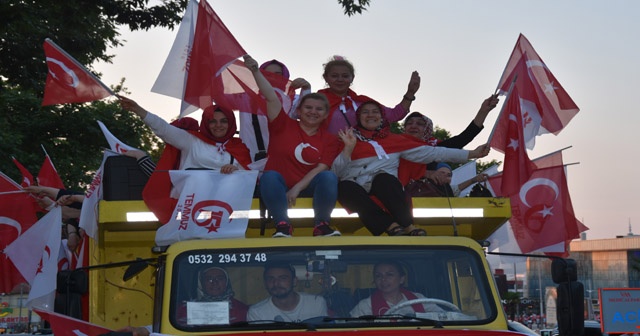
[313,222,341,237]
[272,222,293,238]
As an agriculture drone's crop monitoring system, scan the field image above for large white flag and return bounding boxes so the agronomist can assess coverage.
[151,0,199,117]
[451,161,477,197]
[97,120,140,154]
[155,170,258,246]
[5,206,62,310]
[79,150,117,239]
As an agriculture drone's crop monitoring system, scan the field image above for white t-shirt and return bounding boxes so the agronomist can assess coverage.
[247,292,327,322]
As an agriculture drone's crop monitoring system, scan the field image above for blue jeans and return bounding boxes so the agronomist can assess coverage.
[259,170,338,225]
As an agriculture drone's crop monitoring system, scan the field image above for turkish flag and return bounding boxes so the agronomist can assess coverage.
[37,154,65,189]
[34,308,113,336]
[496,34,579,148]
[0,172,38,293]
[490,85,535,196]
[183,0,247,111]
[488,163,583,254]
[42,38,113,106]
[12,157,35,187]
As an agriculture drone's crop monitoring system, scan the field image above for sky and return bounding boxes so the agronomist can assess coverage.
[94,0,640,241]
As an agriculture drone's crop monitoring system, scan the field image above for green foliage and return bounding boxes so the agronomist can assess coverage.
[337,0,371,16]
[0,1,179,190]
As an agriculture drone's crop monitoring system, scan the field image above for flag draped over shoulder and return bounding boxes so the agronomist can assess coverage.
[487,151,586,255]
[5,206,62,310]
[155,170,258,246]
[42,38,113,106]
[97,120,140,154]
[0,172,38,293]
[489,85,535,196]
[37,154,65,189]
[496,34,579,149]
[183,0,247,112]
[34,308,113,336]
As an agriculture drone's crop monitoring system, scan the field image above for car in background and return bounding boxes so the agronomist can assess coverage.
[552,320,603,336]
[508,320,539,335]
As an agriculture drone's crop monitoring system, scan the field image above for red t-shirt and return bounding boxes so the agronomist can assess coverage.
[264,112,340,188]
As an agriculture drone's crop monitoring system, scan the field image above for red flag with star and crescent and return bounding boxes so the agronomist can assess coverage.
[496,34,579,150]
[42,38,114,106]
[489,83,536,196]
[0,172,38,293]
[487,151,585,254]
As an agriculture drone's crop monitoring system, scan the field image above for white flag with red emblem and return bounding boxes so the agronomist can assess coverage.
[151,0,199,116]
[496,34,579,149]
[155,170,258,246]
[79,150,117,240]
[34,308,113,336]
[97,120,140,154]
[42,38,114,106]
[4,206,62,310]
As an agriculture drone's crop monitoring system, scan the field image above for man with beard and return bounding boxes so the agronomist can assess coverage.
[247,263,328,322]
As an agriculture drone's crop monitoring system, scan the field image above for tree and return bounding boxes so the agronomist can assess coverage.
[337,0,371,16]
[0,1,185,188]
[0,0,371,189]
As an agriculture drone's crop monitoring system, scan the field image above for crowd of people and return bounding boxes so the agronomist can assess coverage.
[114,55,498,238]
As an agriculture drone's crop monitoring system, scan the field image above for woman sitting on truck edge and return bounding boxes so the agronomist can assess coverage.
[333,100,490,236]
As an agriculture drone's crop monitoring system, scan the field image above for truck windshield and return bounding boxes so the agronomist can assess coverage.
[168,244,497,332]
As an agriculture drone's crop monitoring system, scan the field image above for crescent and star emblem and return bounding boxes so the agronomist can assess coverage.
[46,57,79,88]
[293,143,318,166]
[519,177,560,233]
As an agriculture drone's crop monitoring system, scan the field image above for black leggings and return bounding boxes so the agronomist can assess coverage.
[338,173,413,236]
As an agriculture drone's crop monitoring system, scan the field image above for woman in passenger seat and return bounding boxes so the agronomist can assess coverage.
[350,261,444,316]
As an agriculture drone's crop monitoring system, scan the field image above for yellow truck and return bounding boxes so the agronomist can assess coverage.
[87,196,547,334]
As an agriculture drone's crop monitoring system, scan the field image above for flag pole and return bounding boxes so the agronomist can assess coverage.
[44,38,115,95]
[486,75,518,146]
[531,146,572,161]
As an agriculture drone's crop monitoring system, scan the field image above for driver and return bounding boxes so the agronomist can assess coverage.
[350,261,446,316]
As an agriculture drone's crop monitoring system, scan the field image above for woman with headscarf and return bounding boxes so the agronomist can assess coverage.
[333,100,490,236]
[398,95,499,189]
[176,266,248,325]
[118,96,251,223]
[350,261,445,317]
[317,55,420,134]
[233,59,311,162]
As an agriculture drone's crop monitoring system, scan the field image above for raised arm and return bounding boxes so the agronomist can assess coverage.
[473,94,499,127]
[117,95,148,119]
[399,71,421,112]
[244,55,282,122]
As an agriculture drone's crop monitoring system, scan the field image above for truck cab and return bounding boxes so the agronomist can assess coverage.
[93,197,523,335]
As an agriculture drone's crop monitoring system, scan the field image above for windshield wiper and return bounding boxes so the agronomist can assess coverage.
[230,319,317,331]
[325,314,444,328]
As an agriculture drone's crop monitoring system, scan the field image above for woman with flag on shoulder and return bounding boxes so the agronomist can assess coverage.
[333,100,490,236]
